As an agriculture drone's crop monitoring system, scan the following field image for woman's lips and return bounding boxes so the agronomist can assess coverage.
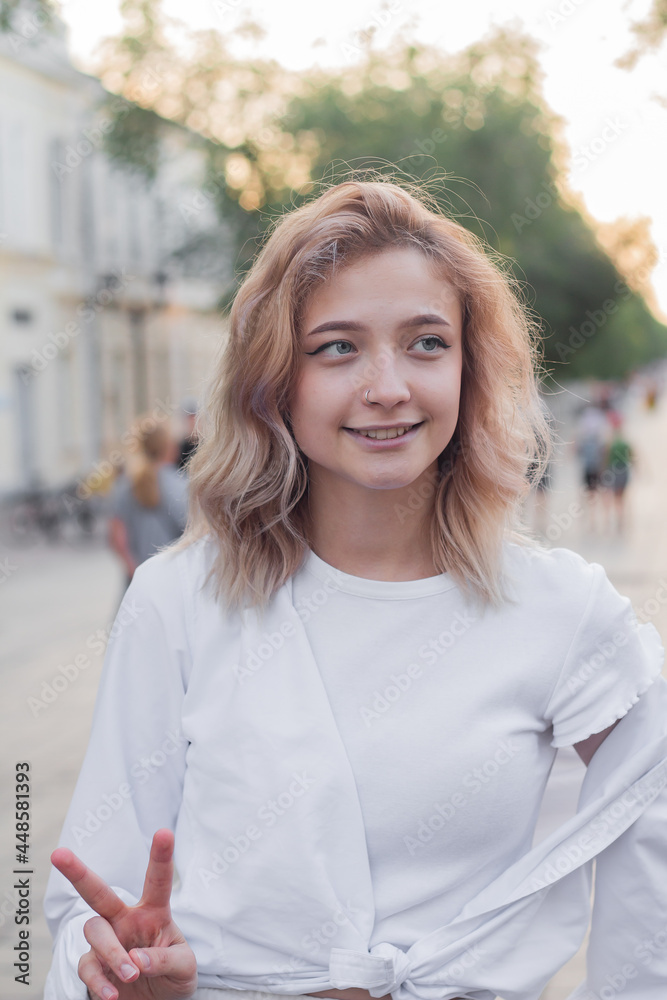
[343,422,424,446]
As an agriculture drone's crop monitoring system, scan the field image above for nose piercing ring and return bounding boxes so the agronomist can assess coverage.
[365,388,373,404]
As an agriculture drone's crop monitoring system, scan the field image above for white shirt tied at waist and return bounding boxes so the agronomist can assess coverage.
[321,679,667,1000]
[43,538,667,1000]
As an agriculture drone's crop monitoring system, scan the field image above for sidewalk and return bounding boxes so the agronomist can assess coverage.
[1,386,666,1000]
[0,536,125,999]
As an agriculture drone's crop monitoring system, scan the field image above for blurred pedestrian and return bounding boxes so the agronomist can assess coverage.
[107,415,189,587]
[603,415,634,535]
[176,397,200,471]
[575,402,610,531]
[645,378,659,410]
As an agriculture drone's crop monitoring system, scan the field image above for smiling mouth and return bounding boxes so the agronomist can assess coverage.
[345,422,423,440]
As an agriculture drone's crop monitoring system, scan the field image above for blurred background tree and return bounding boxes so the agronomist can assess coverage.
[616,0,667,70]
[6,0,665,380]
[256,32,667,380]
[0,0,58,34]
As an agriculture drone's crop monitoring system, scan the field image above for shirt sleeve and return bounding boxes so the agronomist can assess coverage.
[544,560,665,749]
[583,676,667,994]
[43,548,193,1000]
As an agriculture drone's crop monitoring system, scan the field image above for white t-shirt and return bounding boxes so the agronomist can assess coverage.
[43,535,666,1000]
[291,544,662,950]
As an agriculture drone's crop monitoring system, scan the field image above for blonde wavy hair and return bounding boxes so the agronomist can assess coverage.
[175,178,550,610]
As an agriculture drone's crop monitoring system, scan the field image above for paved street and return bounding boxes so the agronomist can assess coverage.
[0,526,125,999]
[1,385,666,1000]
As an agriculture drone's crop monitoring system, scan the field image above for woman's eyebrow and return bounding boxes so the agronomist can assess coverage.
[305,314,452,337]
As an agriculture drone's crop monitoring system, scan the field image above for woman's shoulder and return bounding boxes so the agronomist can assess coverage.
[129,533,218,610]
[501,540,605,608]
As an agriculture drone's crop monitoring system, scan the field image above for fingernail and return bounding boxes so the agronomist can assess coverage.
[136,949,150,970]
[120,962,139,981]
[101,988,116,1000]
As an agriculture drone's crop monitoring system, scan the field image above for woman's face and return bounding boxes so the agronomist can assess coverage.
[289,247,463,498]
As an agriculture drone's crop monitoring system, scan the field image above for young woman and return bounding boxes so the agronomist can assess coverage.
[45,180,667,1000]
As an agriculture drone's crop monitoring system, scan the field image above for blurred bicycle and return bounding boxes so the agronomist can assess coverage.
[1,483,100,546]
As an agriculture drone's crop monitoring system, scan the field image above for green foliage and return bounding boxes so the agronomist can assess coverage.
[256,37,667,379]
[0,0,17,31]
[6,0,662,380]
[207,34,667,378]
[0,0,57,35]
[99,99,165,182]
[553,296,667,380]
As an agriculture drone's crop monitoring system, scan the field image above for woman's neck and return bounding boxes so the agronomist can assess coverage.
[304,475,440,581]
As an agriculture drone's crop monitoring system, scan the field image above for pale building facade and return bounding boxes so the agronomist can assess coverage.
[0,10,230,498]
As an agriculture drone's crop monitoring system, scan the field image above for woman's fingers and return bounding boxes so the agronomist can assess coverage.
[51,848,127,924]
[80,916,197,998]
[139,828,176,912]
[129,942,198,985]
[83,915,140,987]
[78,947,123,1000]
[52,829,176,921]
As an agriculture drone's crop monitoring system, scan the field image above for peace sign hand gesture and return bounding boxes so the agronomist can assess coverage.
[50,828,197,1000]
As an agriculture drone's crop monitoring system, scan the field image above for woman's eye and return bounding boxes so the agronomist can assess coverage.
[414,335,449,353]
[305,336,449,357]
[307,340,355,357]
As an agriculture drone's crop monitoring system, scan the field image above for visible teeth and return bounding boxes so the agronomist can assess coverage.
[356,425,414,440]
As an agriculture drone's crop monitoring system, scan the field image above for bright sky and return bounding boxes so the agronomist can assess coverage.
[58,0,667,317]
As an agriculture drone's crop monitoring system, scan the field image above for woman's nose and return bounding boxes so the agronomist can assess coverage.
[362,350,411,407]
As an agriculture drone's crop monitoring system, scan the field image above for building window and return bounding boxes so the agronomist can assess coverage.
[13,365,38,489]
[49,138,65,251]
[127,179,142,264]
[56,350,76,452]
[109,351,128,442]
[6,120,26,243]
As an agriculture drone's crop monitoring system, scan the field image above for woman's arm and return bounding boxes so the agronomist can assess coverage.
[573,718,621,765]
[44,549,192,999]
[108,516,137,578]
[579,678,667,995]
